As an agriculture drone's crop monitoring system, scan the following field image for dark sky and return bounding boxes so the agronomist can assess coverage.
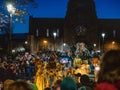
[13,0,120,33]
[94,0,120,18]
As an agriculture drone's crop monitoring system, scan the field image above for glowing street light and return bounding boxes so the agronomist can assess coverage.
[25,41,28,44]
[7,4,16,16]
[53,32,57,51]
[63,43,66,46]
[53,32,57,39]
[63,43,67,51]
[7,3,16,55]
[93,43,96,47]
[101,33,105,41]
[101,33,106,52]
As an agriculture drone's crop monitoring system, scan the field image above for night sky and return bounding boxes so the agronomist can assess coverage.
[6,0,120,33]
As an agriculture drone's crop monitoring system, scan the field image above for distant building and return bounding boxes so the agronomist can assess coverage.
[65,0,98,44]
[29,17,64,52]
[29,0,120,52]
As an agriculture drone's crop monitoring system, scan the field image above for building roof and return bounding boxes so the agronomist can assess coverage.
[12,33,27,40]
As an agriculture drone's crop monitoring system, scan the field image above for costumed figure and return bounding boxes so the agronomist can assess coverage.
[73,54,82,68]
[55,64,64,80]
[74,60,91,75]
[75,42,90,60]
[35,60,45,90]
[66,67,74,77]
[74,60,91,83]
[45,56,57,87]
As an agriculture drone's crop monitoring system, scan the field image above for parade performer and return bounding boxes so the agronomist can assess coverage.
[35,61,45,90]
[74,60,91,82]
[73,54,82,68]
[75,42,90,59]
[35,60,52,90]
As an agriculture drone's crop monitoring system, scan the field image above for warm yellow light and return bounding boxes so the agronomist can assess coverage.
[43,40,47,44]
[112,41,115,45]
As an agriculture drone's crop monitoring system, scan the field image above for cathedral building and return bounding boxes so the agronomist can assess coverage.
[29,0,120,52]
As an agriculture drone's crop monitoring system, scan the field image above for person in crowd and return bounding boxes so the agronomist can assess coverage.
[60,77,77,90]
[91,55,100,68]
[53,79,62,90]
[0,81,3,90]
[0,61,9,82]
[83,60,91,75]
[19,61,26,79]
[67,52,73,67]
[0,62,6,82]
[74,60,91,76]
[94,50,120,90]
[6,64,17,80]
[35,61,45,90]
[8,80,33,90]
[3,79,14,90]
[73,54,82,69]
[78,75,94,90]
[44,87,51,90]
[27,80,38,90]
[89,56,98,75]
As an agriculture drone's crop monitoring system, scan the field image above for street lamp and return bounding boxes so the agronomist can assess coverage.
[7,4,16,55]
[25,41,28,45]
[53,32,57,40]
[101,33,106,52]
[93,43,96,50]
[63,43,66,46]
[93,43,96,47]
[63,43,66,51]
[101,33,105,41]
[53,32,57,51]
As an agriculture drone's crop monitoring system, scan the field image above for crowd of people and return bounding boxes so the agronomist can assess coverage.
[0,42,120,90]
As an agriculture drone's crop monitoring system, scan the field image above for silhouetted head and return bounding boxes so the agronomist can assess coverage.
[8,80,33,90]
[80,75,90,85]
[60,77,77,90]
[98,50,120,83]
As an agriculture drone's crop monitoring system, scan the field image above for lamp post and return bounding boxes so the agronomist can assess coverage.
[63,43,66,51]
[93,43,96,50]
[7,4,15,55]
[24,41,29,52]
[101,33,106,52]
[53,32,57,39]
[53,32,57,51]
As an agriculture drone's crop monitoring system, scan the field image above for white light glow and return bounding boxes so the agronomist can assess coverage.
[63,43,66,46]
[7,4,16,15]
[53,32,57,37]
[101,33,105,38]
